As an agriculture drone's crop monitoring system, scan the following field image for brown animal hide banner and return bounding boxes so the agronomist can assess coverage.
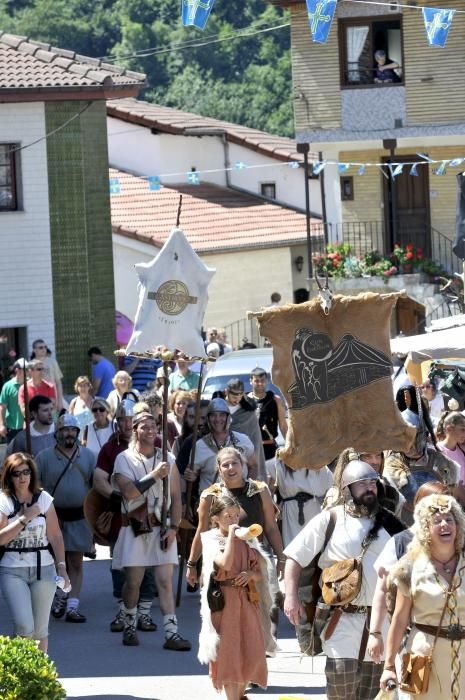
[256,292,415,470]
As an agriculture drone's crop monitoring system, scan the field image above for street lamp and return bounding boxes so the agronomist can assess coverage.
[296,142,313,279]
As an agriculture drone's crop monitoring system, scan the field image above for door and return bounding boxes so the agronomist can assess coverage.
[395,297,425,336]
[383,155,431,257]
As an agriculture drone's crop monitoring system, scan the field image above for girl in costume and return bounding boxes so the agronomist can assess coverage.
[198,494,276,700]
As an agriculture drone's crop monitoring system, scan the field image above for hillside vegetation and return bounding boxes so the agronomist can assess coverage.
[0,0,294,136]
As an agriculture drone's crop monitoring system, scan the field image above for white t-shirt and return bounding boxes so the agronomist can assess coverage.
[0,490,55,568]
[85,422,114,458]
[284,505,390,660]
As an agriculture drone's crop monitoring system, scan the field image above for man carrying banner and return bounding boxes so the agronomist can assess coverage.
[111,411,190,651]
[284,461,403,700]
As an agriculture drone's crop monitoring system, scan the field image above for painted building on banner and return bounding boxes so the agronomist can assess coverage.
[0,32,145,387]
[269,0,464,331]
[107,99,323,345]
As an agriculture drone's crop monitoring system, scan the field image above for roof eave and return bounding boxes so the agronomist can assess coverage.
[0,83,145,103]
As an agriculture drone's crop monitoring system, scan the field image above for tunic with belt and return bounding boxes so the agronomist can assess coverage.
[111,446,177,569]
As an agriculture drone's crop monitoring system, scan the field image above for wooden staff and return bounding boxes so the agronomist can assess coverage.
[176,361,205,606]
[160,358,170,551]
[22,360,31,455]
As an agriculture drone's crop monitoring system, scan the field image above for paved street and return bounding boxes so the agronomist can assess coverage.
[0,547,327,700]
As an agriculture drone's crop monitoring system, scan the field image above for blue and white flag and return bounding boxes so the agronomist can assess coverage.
[305,0,337,44]
[182,0,215,30]
[422,7,455,47]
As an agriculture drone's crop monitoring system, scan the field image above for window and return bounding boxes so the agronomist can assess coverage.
[339,16,403,88]
[261,182,276,199]
[0,144,19,211]
[340,176,354,201]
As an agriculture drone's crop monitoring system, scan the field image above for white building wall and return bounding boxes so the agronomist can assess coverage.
[0,102,56,354]
[107,117,322,216]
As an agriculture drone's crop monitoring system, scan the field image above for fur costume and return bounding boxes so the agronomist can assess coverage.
[384,448,459,491]
[198,527,277,665]
[201,478,267,501]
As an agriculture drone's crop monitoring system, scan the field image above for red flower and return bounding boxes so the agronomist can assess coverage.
[417,251,423,260]
[406,251,414,260]
[406,243,414,251]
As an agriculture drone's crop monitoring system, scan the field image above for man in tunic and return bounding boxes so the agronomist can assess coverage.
[36,413,95,622]
[112,411,190,651]
[183,398,256,489]
[7,394,55,457]
[247,367,287,477]
[284,460,402,700]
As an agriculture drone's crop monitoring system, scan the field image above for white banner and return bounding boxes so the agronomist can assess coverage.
[126,228,215,357]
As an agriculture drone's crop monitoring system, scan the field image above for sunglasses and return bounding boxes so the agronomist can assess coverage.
[12,469,32,478]
[92,407,107,413]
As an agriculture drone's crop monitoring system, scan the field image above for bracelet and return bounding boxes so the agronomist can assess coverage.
[384,664,396,671]
[369,631,382,637]
[18,515,27,527]
[186,560,197,568]
[57,561,66,567]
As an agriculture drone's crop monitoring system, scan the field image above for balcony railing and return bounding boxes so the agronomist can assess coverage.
[309,220,461,276]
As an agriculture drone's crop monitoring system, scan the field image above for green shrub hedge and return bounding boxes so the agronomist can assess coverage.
[0,636,66,699]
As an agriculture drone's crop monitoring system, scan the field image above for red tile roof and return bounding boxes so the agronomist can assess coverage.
[0,32,146,94]
[107,98,316,164]
[110,168,321,253]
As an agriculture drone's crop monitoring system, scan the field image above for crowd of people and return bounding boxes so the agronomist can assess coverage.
[1,336,465,699]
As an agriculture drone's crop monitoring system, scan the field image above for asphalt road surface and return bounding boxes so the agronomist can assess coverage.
[0,547,327,699]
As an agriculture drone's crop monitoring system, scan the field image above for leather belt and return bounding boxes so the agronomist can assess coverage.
[342,604,371,614]
[219,579,239,587]
[416,623,465,641]
[281,492,314,525]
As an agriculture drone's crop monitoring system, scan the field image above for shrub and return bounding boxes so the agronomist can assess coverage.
[0,636,66,700]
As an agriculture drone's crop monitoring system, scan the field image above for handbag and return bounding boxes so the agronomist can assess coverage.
[321,535,372,607]
[128,501,153,538]
[207,572,225,613]
[399,566,455,695]
[399,653,432,695]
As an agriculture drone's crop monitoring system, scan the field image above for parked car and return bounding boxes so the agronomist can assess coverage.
[202,348,284,401]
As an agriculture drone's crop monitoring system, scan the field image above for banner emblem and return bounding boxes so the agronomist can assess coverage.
[148,280,198,316]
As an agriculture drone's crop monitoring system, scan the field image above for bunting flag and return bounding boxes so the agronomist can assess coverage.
[148,176,161,191]
[337,162,350,173]
[422,7,455,47]
[410,163,419,177]
[305,0,337,44]
[390,163,404,177]
[188,172,200,185]
[434,161,447,176]
[126,228,215,357]
[109,178,121,194]
[313,161,326,175]
[182,0,215,30]
[358,165,366,176]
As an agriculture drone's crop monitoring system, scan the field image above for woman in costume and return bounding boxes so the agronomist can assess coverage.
[198,493,276,699]
[186,447,285,587]
[380,493,465,698]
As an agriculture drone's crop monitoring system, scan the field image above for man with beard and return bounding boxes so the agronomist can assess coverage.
[92,400,158,634]
[36,414,95,622]
[7,395,55,457]
[284,461,404,700]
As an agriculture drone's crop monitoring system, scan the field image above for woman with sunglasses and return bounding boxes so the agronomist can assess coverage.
[83,398,114,457]
[0,452,69,652]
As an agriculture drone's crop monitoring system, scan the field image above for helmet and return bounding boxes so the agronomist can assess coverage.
[207,398,230,415]
[55,412,80,435]
[115,398,136,420]
[340,460,379,491]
